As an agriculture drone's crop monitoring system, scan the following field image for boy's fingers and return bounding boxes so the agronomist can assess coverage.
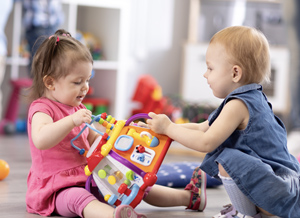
[146,119,152,125]
[148,112,157,118]
[137,121,147,127]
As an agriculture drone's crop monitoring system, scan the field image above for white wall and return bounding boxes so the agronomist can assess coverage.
[127,0,190,104]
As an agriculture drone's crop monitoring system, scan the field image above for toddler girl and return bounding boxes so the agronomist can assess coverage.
[146,26,300,218]
[26,29,207,218]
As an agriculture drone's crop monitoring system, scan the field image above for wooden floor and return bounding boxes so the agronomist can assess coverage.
[0,135,231,218]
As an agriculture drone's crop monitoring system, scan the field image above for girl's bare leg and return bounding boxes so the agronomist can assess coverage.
[83,200,114,218]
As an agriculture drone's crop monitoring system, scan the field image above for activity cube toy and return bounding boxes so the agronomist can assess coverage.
[71,113,172,208]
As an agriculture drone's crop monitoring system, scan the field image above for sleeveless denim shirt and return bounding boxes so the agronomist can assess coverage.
[201,83,300,179]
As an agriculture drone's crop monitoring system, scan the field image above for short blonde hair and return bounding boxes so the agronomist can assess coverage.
[210,26,271,84]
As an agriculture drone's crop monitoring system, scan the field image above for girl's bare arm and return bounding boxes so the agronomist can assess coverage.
[31,109,92,150]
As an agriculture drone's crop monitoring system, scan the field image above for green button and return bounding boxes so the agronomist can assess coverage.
[124,179,131,186]
[98,169,107,179]
[126,170,135,181]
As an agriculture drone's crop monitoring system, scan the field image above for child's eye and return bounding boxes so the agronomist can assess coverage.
[74,81,81,85]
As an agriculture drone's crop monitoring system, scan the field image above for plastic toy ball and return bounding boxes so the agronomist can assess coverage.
[0,160,10,180]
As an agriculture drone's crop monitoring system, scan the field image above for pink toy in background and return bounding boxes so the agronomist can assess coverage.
[0,78,32,134]
[298,154,300,163]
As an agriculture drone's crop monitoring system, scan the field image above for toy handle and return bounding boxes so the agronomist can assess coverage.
[125,113,150,126]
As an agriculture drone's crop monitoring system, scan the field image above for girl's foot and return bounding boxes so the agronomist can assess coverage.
[113,205,147,218]
[184,166,207,211]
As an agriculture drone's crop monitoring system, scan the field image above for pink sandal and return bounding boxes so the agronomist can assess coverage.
[113,205,147,218]
[184,166,207,211]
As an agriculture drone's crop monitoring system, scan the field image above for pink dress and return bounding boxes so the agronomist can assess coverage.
[26,97,90,216]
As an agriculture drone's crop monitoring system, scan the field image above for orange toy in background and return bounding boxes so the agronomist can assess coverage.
[0,160,10,180]
[131,75,178,118]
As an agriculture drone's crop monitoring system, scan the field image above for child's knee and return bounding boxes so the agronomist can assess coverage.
[218,163,230,177]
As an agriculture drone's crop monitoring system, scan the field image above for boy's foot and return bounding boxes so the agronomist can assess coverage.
[184,166,207,211]
[213,204,263,218]
[213,204,239,218]
[113,205,147,218]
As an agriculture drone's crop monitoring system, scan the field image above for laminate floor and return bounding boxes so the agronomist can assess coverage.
[0,135,231,218]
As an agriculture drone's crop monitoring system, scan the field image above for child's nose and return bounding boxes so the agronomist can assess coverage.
[82,82,89,90]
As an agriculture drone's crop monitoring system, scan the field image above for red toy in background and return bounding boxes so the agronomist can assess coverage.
[131,75,178,119]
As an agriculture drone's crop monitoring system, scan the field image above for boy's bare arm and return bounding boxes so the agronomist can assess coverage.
[148,99,248,153]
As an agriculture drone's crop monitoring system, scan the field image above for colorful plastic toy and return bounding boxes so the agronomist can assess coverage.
[71,113,172,208]
[0,159,10,180]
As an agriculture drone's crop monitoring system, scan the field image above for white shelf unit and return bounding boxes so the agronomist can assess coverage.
[6,0,131,119]
[181,0,290,115]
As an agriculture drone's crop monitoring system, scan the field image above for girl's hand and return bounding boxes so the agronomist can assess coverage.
[71,109,92,126]
[147,112,171,135]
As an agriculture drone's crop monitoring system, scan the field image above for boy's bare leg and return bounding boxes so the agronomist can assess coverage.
[143,184,190,207]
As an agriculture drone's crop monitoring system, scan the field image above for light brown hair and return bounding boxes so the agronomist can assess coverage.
[210,26,271,84]
[28,29,93,101]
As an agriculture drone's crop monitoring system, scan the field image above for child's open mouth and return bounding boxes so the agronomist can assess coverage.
[77,95,84,100]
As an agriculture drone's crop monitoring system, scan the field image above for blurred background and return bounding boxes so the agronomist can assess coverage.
[1,0,299,154]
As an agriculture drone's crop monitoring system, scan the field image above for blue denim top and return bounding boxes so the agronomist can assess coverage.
[201,83,300,178]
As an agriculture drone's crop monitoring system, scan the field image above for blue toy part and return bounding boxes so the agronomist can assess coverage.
[121,184,140,205]
[137,153,145,162]
[130,149,155,166]
[114,135,134,151]
[150,136,159,147]
[108,194,118,205]
[71,114,107,155]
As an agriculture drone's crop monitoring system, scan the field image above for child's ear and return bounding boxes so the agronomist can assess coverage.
[232,65,243,83]
[43,75,55,90]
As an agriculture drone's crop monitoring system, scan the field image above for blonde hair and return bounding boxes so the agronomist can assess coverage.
[28,29,93,101]
[210,26,271,84]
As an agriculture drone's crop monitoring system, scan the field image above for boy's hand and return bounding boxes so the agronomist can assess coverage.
[136,121,149,128]
[71,109,92,126]
[147,112,171,135]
